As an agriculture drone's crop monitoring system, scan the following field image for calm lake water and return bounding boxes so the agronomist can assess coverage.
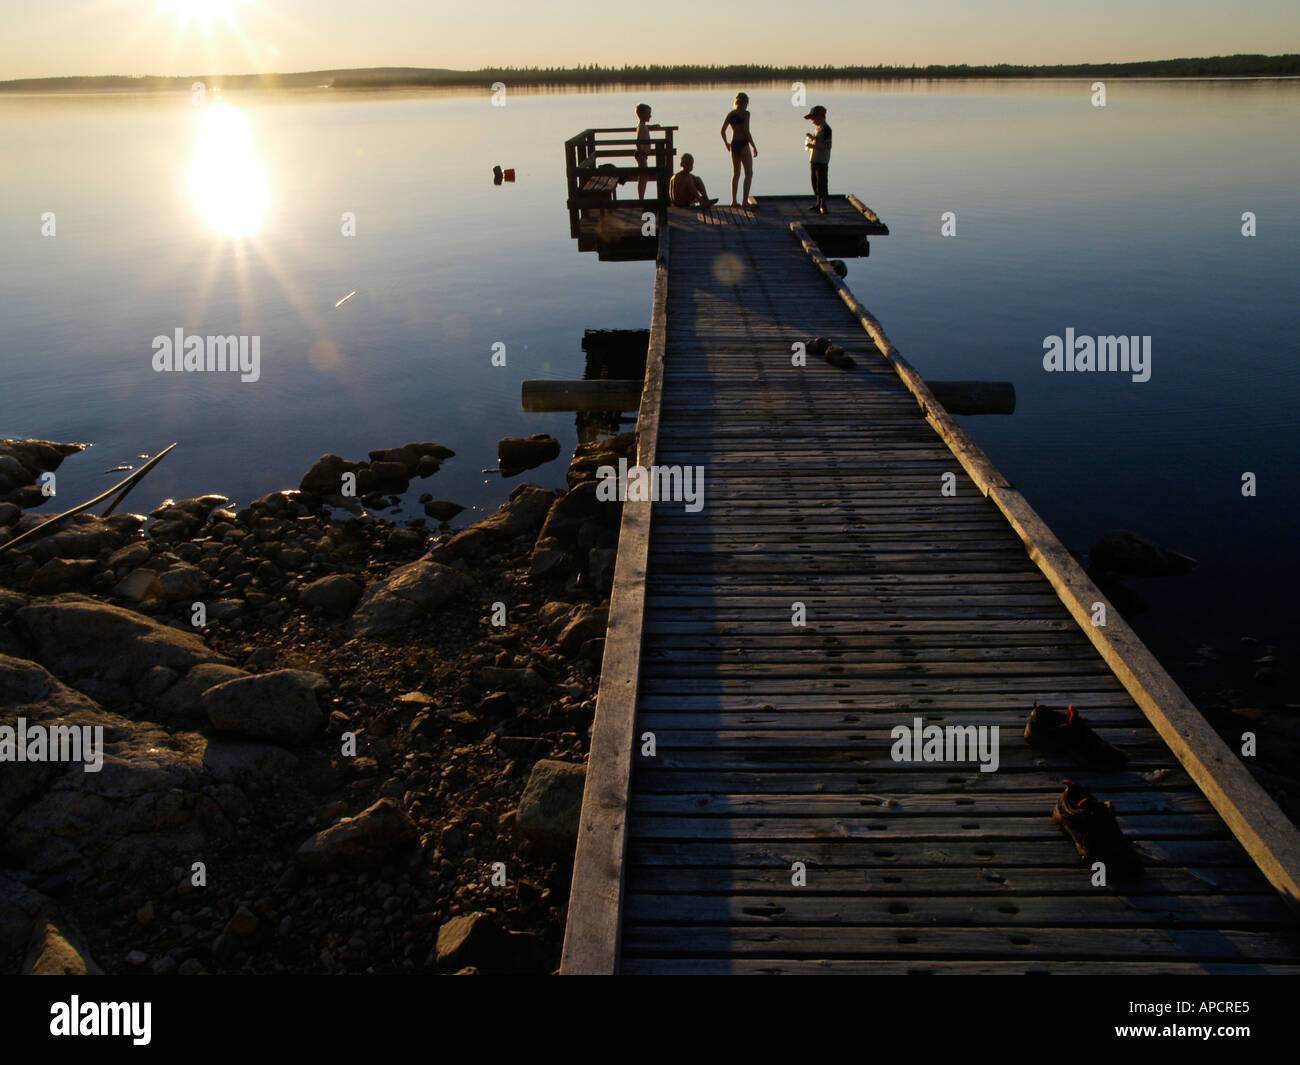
[1,79,1297,669]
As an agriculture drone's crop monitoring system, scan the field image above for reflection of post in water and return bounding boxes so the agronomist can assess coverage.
[577,329,647,442]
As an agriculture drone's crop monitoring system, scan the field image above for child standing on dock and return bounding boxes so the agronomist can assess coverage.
[634,103,659,200]
[804,104,832,214]
[721,92,757,207]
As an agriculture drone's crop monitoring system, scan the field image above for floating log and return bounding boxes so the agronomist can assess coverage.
[928,380,1016,416]
[522,379,644,412]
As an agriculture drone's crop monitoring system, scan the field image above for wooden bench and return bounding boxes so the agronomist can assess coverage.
[580,172,620,199]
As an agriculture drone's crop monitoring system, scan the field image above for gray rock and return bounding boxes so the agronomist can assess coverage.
[23,919,103,975]
[0,656,221,878]
[428,484,555,562]
[529,536,570,579]
[1090,530,1197,577]
[539,482,608,542]
[107,542,152,570]
[28,557,98,594]
[299,454,361,496]
[294,798,417,871]
[347,559,473,637]
[557,604,608,652]
[497,434,560,474]
[135,665,179,702]
[423,500,464,522]
[158,662,249,720]
[435,912,544,974]
[0,588,28,622]
[202,669,328,744]
[0,871,60,958]
[588,547,617,594]
[516,759,587,850]
[300,574,362,615]
[16,594,232,703]
[114,568,161,603]
[158,563,208,601]
[201,739,298,782]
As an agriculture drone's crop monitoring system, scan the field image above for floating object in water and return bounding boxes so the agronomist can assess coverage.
[334,290,356,308]
[492,165,503,185]
[105,464,135,473]
[503,168,516,182]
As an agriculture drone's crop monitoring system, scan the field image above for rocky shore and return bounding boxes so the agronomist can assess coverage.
[0,431,634,975]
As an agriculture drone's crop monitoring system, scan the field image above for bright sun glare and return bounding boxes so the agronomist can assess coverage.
[157,0,246,30]
[188,103,269,238]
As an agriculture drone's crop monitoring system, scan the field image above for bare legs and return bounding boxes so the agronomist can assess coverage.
[729,146,754,206]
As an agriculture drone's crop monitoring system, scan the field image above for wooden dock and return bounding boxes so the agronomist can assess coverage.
[560,189,1300,974]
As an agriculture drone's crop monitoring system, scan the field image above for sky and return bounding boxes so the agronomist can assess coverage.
[1,0,1298,81]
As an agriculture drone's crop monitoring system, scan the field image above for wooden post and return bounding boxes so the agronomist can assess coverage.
[561,226,672,974]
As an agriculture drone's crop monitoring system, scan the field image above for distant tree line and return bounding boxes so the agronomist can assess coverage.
[4,55,1297,93]
[333,55,1300,87]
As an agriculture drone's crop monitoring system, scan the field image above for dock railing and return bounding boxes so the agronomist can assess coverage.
[564,127,677,238]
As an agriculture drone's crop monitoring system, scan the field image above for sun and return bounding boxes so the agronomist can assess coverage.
[156,0,246,30]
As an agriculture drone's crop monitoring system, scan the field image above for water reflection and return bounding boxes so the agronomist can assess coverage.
[188,102,269,237]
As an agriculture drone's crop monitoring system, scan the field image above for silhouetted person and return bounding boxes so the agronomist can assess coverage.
[634,103,661,200]
[721,92,757,206]
[668,154,719,209]
[804,104,832,213]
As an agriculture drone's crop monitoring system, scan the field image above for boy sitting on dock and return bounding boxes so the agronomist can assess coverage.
[668,154,719,210]
[804,105,832,214]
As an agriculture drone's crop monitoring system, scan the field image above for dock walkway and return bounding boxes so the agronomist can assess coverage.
[561,196,1300,974]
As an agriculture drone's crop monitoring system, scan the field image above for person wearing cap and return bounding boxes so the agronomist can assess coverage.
[804,105,832,214]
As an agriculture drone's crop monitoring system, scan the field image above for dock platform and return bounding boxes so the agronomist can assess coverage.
[560,188,1300,974]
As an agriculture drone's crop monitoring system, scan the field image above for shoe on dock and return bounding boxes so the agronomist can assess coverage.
[825,346,855,369]
[1025,701,1127,771]
[1052,783,1143,879]
[806,337,832,355]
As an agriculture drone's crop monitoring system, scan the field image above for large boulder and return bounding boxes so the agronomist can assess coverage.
[347,559,473,637]
[201,669,328,745]
[0,656,229,879]
[294,798,417,871]
[0,439,85,502]
[298,454,361,496]
[428,484,555,562]
[16,594,232,704]
[498,434,559,475]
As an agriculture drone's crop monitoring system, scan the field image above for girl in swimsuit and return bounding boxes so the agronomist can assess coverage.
[720,92,757,207]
